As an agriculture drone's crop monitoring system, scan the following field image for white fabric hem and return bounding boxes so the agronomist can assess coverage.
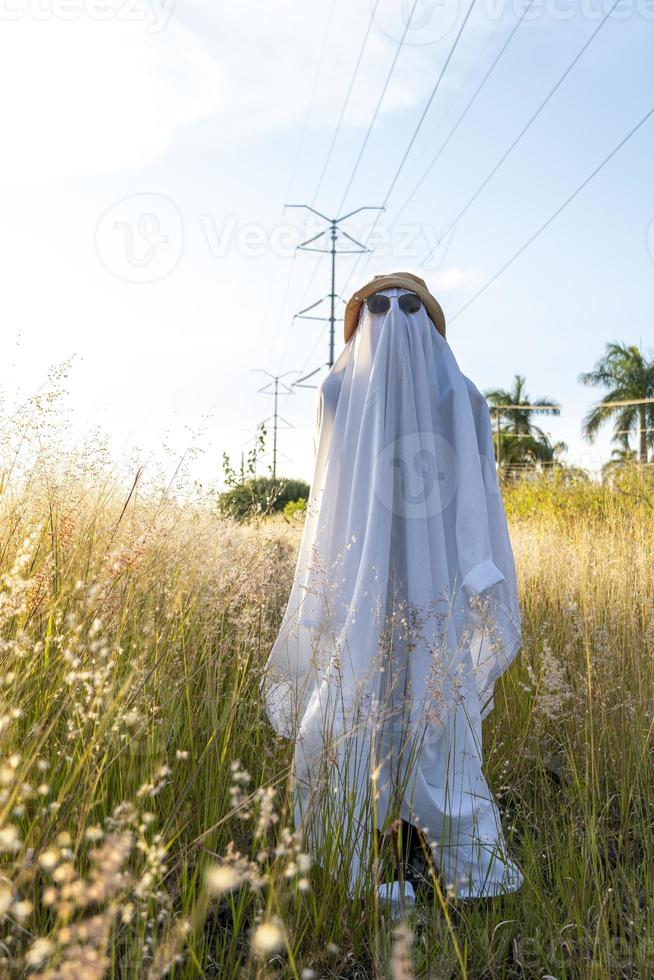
[448,867,524,901]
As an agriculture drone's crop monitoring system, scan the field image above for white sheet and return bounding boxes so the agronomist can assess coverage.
[261,288,523,898]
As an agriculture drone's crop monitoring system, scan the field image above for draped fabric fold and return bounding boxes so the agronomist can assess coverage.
[261,289,522,898]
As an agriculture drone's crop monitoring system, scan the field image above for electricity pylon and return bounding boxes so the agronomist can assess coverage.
[253,369,297,479]
[286,205,383,384]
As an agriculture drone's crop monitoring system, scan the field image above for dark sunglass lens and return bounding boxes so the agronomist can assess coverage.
[367,294,391,315]
[398,292,422,314]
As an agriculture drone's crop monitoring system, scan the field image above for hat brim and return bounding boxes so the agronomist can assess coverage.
[344,274,446,343]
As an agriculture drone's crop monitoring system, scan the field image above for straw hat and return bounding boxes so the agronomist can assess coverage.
[343,272,446,343]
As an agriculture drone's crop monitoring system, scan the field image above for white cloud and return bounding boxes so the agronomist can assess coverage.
[0,13,225,183]
[0,0,497,185]
[187,0,496,133]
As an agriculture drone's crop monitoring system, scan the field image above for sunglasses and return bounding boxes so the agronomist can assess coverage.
[365,292,422,316]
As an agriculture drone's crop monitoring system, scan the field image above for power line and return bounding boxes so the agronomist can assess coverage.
[287,0,337,208]
[284,0,474,371]
[276,2,383,372]
[490,404,562,410]
[449,101,654,322]
[312,0,382,207]
[336,0,420,216]
[289,0,434,337]
[597,397,654,408]
[265,0,338,370]
[272,251,301,373]
[378,0,479,209]
[298,323,329,379]
[386,0,535,231]
[417,0,621,270]
[340,0,481,299]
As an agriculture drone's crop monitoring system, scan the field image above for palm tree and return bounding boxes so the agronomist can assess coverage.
[484,374,561,471]
[579,343,654,464]
[601,443,638,480]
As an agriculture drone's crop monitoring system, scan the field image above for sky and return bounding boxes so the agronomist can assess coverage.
[1,0,653,487]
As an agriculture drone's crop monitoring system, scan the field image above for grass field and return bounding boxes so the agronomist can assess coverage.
[0,411,653,977]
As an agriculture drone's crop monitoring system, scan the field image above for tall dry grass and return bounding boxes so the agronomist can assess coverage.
[0,382,653,977]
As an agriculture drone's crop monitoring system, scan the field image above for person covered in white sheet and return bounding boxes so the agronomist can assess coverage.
[261,272,523,909]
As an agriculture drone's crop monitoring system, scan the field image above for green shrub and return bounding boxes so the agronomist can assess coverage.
[502,462,654,524]
[283,497,307,519]
[218,477,310,521]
